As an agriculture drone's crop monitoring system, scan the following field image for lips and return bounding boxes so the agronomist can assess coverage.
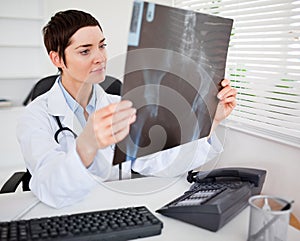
[91,66,106,73]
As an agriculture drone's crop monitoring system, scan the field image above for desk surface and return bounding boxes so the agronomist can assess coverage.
[0,176,299,241]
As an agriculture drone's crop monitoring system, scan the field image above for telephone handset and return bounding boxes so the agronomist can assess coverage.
[187,167,267,196]
[156,167,267,232]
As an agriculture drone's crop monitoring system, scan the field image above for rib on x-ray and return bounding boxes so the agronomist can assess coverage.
[113,1,233,165]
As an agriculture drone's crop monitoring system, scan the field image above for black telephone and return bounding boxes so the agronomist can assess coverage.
[156,167,266,232]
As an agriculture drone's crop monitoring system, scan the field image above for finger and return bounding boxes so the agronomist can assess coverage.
[94,123,130,147]
[218,83,231,97]
[225,88,237,98]
[218,87,237,100]
[96,108,136,132]
[111,124,131,143]
[96,111,136,139]
[111,107,136,124]
[222,99,237,108]
[221,78,230,87]
[221,96,237,105]
[97,100,133,119]
[111,114,136,136]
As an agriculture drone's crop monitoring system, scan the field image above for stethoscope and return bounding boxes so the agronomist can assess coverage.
[53,115,123,178]
[53,115,115,151]
[53,116,77,143]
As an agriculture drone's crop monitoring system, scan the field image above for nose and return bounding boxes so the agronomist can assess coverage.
[94,49,107,64]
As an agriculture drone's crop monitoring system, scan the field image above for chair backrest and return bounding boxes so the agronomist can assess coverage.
[23,75,122,105]
[99,75,122,95]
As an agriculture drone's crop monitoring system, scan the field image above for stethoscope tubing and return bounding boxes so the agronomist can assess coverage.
[53,116,77,143]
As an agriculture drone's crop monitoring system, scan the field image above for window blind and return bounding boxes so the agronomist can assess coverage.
[173,0,300,147]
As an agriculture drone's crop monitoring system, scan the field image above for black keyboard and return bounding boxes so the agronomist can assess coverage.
[0,206,163,241]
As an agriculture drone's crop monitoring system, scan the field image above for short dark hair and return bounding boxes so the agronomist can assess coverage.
[43,9,102,72]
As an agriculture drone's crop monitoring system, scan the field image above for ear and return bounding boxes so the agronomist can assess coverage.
[49,51,65,69]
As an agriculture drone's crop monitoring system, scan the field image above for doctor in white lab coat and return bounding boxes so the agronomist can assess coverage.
[17,10,237,208]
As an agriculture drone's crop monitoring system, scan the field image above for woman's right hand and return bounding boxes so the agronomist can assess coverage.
[76,100,136,167]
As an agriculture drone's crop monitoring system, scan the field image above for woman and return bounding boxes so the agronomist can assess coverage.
[17,9,237,208]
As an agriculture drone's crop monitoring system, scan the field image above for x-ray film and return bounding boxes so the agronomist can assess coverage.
[113,1,233,165]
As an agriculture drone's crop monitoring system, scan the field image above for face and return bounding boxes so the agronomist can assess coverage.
[58,26,107,86]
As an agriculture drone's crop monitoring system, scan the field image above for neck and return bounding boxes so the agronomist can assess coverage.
[61,76,93,108]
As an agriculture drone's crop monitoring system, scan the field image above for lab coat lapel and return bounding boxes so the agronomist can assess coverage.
[95,83,107,108]
[47,81,83,136]
[72,115,83,135]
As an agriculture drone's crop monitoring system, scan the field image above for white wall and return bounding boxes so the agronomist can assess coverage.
[0,0,50,105]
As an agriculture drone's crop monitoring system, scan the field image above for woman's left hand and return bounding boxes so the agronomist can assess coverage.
[214,79,237,124]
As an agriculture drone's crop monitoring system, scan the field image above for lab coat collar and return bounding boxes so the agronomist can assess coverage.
[47,79,70,117]
[46,79,107,134]
[47,79,107,115]
[47,80,82,134]
[94,83,107,108]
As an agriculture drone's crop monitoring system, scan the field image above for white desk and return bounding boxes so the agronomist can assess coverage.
[0,176,299,240]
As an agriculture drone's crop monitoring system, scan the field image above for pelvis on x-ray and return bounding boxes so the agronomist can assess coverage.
[113,1,233,165]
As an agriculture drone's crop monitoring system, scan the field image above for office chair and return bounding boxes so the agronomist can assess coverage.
[23,74,122,105]
[0,74,122,194]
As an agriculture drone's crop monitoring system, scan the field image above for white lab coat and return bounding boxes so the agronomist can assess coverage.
[17,80,223,208]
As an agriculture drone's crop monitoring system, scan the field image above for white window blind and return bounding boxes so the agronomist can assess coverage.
[173,0,300,147]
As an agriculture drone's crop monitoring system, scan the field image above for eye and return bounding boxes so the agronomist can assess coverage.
[80,49,90,55]
[99,43,107,49]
